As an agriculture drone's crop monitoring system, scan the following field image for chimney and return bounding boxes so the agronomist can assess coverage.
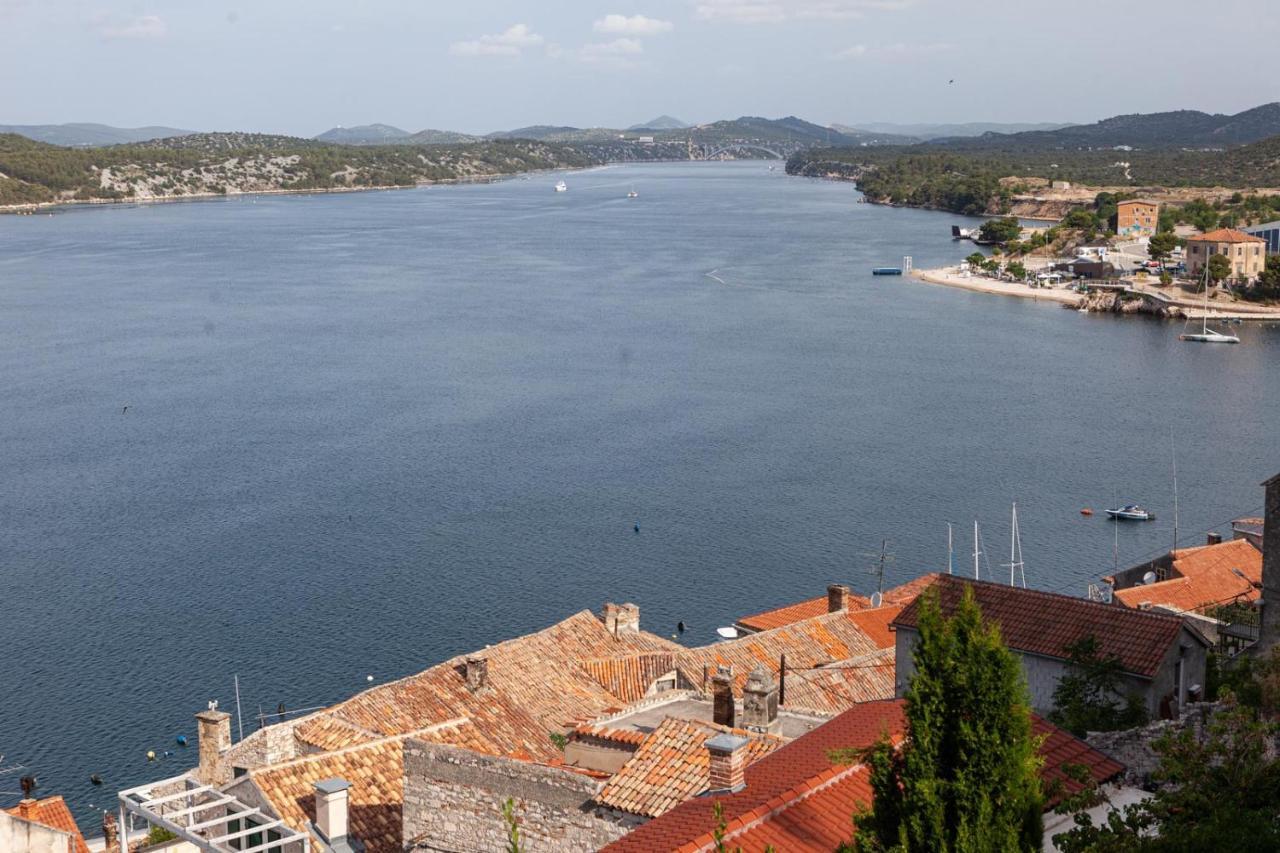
[313,778,350,845]
[102,813,118,849]
[711,665,735,728]
[705,734,749,793]
[1258,473,1280,653]
[827,584,851,613]
[603,602,640,635]
[741,664,779,732]
[195,702,232,785]
[465,655,488,692]
[1206,531,1223,546]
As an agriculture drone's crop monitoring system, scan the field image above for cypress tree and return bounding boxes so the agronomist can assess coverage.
[852,587,1044,852]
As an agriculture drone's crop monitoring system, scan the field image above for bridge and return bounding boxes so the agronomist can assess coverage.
[698,142,786,160]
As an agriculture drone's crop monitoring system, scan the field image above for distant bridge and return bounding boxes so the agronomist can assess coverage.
[699,143,786,160]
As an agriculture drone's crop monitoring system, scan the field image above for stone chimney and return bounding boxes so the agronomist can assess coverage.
[1258,473,1280,653]
[195,702,232,785]
[1206,531,1223,546]
[313,778,350,846]
[741,664,779,733]
[827,584,851,613]
[705,734,749,793]
[603,602,640,636]
[711,665,735,728]
[464,655,488,692]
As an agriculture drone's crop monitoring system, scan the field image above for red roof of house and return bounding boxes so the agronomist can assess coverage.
[735,575,941,634]
[1186,228,1266,244]
[602,700,1122,853]
[892,576,1200,679]
[1114,538,1262,612]
[845,605,903,650]
[4,797,90,853]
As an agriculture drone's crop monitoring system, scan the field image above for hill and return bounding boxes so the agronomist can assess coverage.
[844,121,1072,140]
[0,133,597,208]
[402,129,482,145]
[0,122,198,146]
[629,115,689,130]
[933,103,1280,150]
[314,124,411,144]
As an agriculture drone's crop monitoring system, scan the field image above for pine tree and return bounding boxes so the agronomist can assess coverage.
[852,587,1044,852]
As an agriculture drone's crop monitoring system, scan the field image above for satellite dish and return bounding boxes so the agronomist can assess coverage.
[869,592,883,608]
[1142,571,1157,585]
[716,626,739,640]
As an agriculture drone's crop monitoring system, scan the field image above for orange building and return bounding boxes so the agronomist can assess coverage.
[1115,198,1159,237]
[1186,228,1267,280]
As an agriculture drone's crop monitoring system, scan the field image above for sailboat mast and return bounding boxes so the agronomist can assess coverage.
[1171,428,1179,553]
[973,520,981,580]
[947,523,954,575]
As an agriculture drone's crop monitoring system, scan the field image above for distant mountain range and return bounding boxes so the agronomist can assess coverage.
[933,103,1280,150]
[839,121,1072,140]
[0,122,198,146]
[629,115,690,130]
[314,124,482,145]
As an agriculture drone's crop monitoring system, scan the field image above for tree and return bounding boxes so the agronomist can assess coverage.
[979,216,1023,244]
[850,588,1044,852]
[1147,232,1177,265]
[1251,254,1280,302]
[1006,261,1027,280]
[965,252,987,268]
[1207,253,1232,284]
[1048,636,1147,737]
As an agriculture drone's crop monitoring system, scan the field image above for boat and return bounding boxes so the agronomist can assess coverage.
[1105,505,1155,521]
[872,267,903,276]
[1179,266,1239,343]
[554,180,568,193]
[1080,508,1093,516]
[627,187,638,198]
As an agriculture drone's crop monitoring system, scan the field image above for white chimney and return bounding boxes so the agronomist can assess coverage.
[314,778,350,844]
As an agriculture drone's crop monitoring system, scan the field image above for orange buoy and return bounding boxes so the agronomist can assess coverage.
[1080,508,1094,516]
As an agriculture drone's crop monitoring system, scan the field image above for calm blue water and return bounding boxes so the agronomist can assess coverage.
[1,162,1277,827]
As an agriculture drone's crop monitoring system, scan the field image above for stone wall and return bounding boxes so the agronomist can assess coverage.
[1085,702,1220,786]
[402,741,631,852]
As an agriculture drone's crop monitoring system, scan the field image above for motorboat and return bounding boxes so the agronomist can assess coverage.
[554,180,568,193]
[1105,505,1155,521]
[872,267,903,276]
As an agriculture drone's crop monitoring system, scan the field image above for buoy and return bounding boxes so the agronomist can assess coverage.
[634,522,640,533]
[1081,508,1094,516]
[176,735,188,747]
[146,750,156,762]
[90,774,103,785]
[366,675,374,682]
[677,621,686,634]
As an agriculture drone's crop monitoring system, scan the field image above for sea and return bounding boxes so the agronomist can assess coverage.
[1,161,1277,828]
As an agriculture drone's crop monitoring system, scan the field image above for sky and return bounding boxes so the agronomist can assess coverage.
[4,0,1279,137]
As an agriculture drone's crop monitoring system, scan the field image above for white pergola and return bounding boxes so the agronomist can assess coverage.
[117,774,310,853]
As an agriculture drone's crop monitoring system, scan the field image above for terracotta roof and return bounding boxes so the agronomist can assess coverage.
[4,797,90,853]
[1114,538,1262,612]
[294,714,379,751]
[1186,228,1266,244]
[735,575,939,635]
[1116,199,1158,207]
[845,606,903,650]
[674,612,893,713]
[893,576,1198,679]
[579,653,679,704]
[572,723,649,748]
[596,718,784,817]
[602,700,1122,853]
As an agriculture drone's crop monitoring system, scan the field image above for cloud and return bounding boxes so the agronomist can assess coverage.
[449,23,543,57]
[694,0,913,23]
[579,37,645,67]
[97,14,167,40]
[832,41,952,60]
[593,14,674,35]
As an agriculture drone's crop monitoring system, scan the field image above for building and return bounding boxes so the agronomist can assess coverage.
[599,699,1126,853]
[1115,199,1159,238]
[1107,535,1262,612]
[891,576,1210,718]
[734,574,940,634]
[2,795,90,853]
[1185,228,1267,280]
[1258,472,1280,654]
[1243,219,1280,255]
[1233,516,1265,550]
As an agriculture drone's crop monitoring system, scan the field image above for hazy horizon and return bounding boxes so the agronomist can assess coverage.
[4,1,1277,137]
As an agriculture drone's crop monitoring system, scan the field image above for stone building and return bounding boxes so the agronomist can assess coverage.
[1,796,89,853]
[891,576,1210,719]
[1115,199,1159,238]
[1185,228,1267,280]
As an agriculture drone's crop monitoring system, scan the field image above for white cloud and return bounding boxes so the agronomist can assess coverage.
[98,14,167,40]
[593,14,674,35]
[579,38,645,67]
[832,41,952,60]
[449,24,543,57]
[694,0,913,24]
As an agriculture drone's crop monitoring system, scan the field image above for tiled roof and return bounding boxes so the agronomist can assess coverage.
[4,797,90,853]
[294,714,379,751]
[1114,538,1262,612]
[596,718,784,817]
[1187,227,1266,243]
[572,723,649,748]
[893,576,1197,679]
[674,612,893,713]
[1117,199,1158,207]
[844,606,904,650]
[734,575,939,634]
[602,700,1122,853]
[880,573,944,606]
[579,653,679,704]
[300,609,683,764]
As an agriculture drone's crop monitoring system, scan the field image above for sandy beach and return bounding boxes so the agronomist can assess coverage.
[912,267,1082,306]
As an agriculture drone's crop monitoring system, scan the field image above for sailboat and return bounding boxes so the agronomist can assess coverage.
[627,186,638,199]
[554,180,568,193]
[1179,265,1239,343]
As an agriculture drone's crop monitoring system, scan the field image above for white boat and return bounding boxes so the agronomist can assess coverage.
[1105,504,1155,521]
[1179,266,1239,343]
[554,180,568,193]
[627,186,638,198]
